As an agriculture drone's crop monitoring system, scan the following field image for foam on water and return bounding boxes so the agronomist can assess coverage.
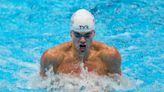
[16,63,143,92]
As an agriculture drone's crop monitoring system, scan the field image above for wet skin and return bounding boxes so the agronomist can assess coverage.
[40,41,121,76]
[40,31,121,77]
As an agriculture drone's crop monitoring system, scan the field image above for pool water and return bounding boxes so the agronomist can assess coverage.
[0,0,163,92]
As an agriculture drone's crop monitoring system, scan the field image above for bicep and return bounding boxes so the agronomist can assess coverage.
[40,50,55,73]
[40,50,63,74]
[110,48,121,75]
[102,47,122,75]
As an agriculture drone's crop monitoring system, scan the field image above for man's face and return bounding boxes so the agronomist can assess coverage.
[71,30,95,53]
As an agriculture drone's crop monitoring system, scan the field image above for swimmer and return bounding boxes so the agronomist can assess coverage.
[40,9,121,78]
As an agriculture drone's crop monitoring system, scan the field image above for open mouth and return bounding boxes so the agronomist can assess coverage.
[79,44,86,52]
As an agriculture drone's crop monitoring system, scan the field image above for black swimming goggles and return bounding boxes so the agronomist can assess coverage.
[72,31,93,38]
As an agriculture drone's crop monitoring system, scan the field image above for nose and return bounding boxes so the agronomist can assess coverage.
[79,37,86,44]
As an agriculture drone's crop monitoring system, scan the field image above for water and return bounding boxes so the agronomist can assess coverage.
[0,0,163,92]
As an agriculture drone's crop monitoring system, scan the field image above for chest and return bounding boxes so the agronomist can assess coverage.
[56,57,108,75]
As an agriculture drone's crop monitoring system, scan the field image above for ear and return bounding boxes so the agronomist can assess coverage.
[70,30,73,38]
[91,30,95,37]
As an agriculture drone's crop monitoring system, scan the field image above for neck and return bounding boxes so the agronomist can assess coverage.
[72,44,90,62]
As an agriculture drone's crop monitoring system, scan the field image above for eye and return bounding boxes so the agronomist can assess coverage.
[74,32,81,38]
[84,35,90,38]
[84,33,91,38]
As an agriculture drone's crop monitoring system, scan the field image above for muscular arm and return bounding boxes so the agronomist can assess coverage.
[100,47,122,75]
[40,49,62,77]
[40,42,71,77]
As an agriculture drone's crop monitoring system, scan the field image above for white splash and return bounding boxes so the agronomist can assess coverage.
[16,65,143,92]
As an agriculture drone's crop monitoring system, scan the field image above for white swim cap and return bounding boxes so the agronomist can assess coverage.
[71,9,95,32]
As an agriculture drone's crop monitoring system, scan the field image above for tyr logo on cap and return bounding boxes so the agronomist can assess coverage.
[79,25,89,30]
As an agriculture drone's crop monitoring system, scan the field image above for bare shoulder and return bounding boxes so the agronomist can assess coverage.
[92,41,117,51]
[41,41,72,63]
[92,41,107,49]
[102,45,121,60]
[51,41,72,52]
[92,41,120,60]
[93,41,121,74]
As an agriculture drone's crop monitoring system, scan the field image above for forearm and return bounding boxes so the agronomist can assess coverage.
[40,52,50,77]
[40,60,48,77]
[40,56,58,77]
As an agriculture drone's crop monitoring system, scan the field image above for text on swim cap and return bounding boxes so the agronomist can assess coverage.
[79,25,89,30]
